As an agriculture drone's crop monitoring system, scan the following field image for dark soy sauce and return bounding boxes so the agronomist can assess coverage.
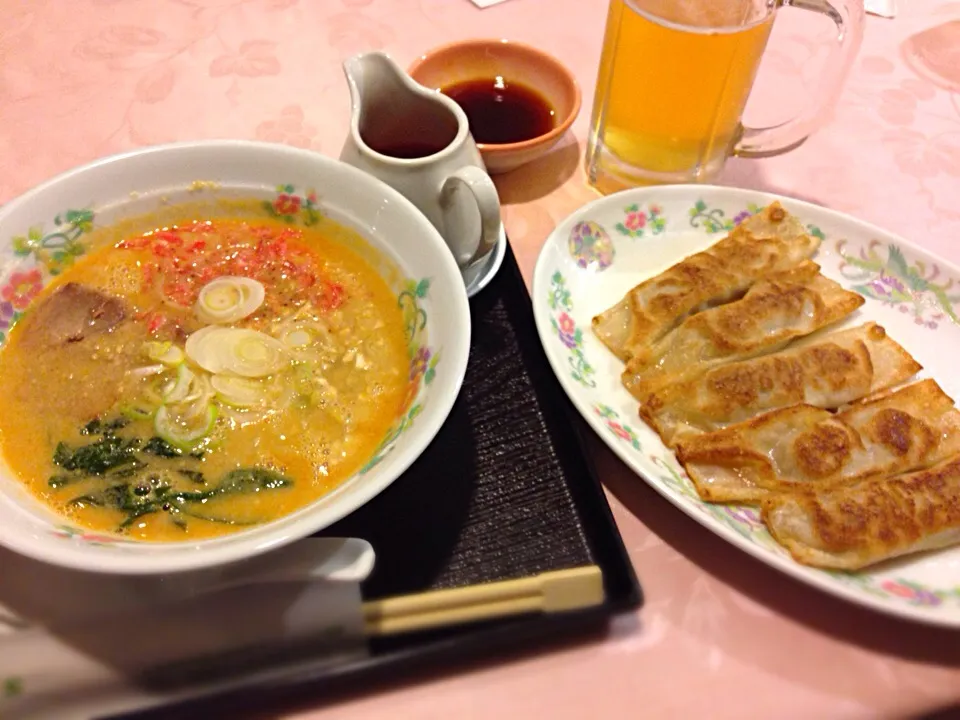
[441,78,556,145]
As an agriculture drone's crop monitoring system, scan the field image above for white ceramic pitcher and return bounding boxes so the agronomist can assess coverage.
[340,51,501,270]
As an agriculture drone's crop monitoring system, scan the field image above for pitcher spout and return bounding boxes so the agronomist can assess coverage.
[341,50,466,160]
[342,51,408,116]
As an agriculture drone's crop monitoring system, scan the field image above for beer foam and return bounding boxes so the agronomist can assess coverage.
[630,0,770,29]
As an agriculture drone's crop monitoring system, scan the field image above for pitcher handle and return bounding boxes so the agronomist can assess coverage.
[441,166,502,268]
[734,0,865,158]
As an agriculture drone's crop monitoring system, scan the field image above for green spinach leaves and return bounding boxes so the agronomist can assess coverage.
[49,416,293,531]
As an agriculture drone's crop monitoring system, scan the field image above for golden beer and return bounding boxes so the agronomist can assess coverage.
[586,0,776,191]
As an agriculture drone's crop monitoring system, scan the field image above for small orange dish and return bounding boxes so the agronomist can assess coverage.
[409,39,582,175]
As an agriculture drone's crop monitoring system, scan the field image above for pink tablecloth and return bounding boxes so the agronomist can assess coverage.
[2,1,960,718]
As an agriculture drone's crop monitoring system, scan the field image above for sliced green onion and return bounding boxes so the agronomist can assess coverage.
[182,394,212,422]
[162,364,196,404]
[226,331,285,377]
[144,341,185,366]
[184,326,225,372]
[154,404,218,450]
[185,326,231,374]
[280,328,312,348]
[186,327,285,378]
[195,276,265,325]
[211,374,268,408]
[129,364,166,379]
[121,404,155,421]
[183,373,213,405]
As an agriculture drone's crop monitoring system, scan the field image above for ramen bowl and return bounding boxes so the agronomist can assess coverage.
[0,140,471,574]
[408,39,582,174]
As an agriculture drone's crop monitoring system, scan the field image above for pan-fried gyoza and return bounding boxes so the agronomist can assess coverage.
[762,455,960,570]
[621,261,864,399]
[591,202,819,362]
[639,322,921,447]
[677,380,960,503]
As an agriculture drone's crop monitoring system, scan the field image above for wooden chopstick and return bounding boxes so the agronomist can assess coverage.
[361,565,605,636]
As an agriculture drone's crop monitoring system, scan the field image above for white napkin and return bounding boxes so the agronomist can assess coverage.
[0,538,374,720]
[865,0,897,17]
[469,0,512,7]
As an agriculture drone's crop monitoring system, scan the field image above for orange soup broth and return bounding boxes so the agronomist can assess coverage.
[0,216,410,541]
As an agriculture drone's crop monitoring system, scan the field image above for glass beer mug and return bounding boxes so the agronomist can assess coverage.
[585,0,865,192]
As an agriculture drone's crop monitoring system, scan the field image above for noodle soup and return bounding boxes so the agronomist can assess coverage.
[0,214,410,542]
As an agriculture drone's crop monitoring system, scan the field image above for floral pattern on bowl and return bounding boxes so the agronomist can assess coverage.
[11,209,94,276]
[0,209,96,345]
[263,184,323,226]
[360,277,439,475]
[49,525,128,547]
[532,184,960,627]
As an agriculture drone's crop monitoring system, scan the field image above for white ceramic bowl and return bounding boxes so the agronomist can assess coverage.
[0,140,471,574]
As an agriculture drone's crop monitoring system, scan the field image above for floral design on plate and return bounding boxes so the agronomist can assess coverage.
[593,404,642,450]
[689,199,759,233]
[360,277,438,474]
[833,572,960,607]
[569,220,615,270]
[11,208,94,276]
[614,203,666,239]
[548,271,595,388]
[688,200,827,241]
[649,455,701,503]
[263,184,323,226]
[878,579,958,607]
[650,457,784,549]
[705,504,781,549]
[836,239,960,329]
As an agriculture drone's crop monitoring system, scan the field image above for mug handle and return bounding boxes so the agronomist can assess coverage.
[440,166,502,268]
[734,0,865,158]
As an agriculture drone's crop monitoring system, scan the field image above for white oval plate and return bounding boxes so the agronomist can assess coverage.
[532,184,960,627]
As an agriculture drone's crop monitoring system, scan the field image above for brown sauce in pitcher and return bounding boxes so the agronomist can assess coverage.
[441,78,556,145]
[369,140,447,159]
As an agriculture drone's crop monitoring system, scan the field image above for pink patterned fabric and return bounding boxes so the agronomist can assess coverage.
[1,0,959,717]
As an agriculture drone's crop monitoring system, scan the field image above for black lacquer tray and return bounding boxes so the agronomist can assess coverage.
[112,238,642,719]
